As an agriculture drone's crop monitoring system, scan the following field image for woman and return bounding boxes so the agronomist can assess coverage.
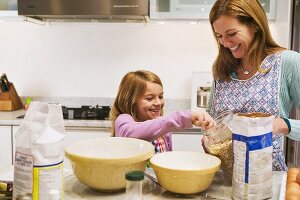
[207,0,300,171]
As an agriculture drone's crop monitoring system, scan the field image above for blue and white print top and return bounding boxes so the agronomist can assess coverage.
[212,52,287,171]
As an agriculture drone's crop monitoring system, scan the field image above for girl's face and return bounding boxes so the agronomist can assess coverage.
[136,81,164,121]
[213,15,256,60]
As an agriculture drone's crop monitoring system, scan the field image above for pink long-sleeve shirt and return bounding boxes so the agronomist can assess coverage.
[115,110,193,151]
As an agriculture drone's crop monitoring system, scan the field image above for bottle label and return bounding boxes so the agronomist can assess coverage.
[13,152,34,198]
[33,161,64,200]
[13,151,63,200]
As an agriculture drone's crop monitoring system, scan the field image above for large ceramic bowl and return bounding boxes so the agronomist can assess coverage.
[65,137,154,192]
[150,151,221,194]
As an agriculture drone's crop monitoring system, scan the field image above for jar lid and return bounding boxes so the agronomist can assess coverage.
[125,171,145,181]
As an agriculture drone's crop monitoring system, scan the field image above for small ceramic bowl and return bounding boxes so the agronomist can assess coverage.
[150,151,221,194]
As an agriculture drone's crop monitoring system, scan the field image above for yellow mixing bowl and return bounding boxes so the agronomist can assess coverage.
[65,137,154,192]
[150,151,221,194]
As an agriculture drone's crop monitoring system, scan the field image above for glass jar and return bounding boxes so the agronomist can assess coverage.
[203,111,234,180]
[125,171,144,200]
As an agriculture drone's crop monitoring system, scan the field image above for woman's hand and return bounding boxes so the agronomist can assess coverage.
[192,111,216,130]
[273,117,289,136]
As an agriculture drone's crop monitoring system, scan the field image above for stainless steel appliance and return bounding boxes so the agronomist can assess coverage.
[191,72,213,112]
[17,0,148,22]
[62,105,111,120]
[197,87,211,108]
[285,0,300,168]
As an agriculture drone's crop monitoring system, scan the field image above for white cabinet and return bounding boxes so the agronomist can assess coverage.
[0,126,12,166]
[12,125,19,165]
[65,127,111,146]
[150,0,276,20]
[172,131,204,152]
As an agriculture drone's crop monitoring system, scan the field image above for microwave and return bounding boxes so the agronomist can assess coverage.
[150,0,276,20]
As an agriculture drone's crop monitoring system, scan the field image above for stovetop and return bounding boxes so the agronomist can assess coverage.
[62,105,111,120]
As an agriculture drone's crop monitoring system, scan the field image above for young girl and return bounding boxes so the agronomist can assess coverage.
[109,70,215,153]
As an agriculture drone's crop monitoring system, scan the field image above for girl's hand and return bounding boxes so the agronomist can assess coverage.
[192,111,216,130]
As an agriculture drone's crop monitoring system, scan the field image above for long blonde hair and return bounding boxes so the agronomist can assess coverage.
[209,0,285,80]
[109,70,163,136]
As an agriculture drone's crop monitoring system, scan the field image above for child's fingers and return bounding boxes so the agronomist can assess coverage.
[201,120,215,130]
[200,121,209,127]
[192,112,216,129]
[194,120,207,127]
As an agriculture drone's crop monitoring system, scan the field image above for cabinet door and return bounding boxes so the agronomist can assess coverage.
[172,133,204,152]
[150,0,275,20]
[12,125,20,165]
[0,126,12,166]
[65,127,111,146]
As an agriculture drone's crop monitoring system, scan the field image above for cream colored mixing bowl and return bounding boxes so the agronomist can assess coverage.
[65,137,154,192]
[150,151,221,194]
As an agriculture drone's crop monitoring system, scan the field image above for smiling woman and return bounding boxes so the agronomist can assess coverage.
[205,0,300,175]
[213,16,257,65]
[109,70,215,153]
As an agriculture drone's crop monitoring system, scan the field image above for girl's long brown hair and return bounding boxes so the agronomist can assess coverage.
[109,70,163,136]
[209,0,284,80]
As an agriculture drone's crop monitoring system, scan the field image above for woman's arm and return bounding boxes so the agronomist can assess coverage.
[279,50,300,141]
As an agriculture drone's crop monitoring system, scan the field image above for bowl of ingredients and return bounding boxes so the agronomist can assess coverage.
[150,151,221,194]
[65,137,154,192]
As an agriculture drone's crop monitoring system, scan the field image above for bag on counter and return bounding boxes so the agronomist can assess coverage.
[231,113,273,200]
[13,101,65,200]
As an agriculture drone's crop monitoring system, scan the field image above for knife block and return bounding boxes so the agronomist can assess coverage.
[0,82,23,111]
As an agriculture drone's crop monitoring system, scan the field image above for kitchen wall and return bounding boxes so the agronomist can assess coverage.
[0,0,291,102]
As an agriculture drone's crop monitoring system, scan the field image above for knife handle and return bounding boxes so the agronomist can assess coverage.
[2,73,9,83]
[0,81,9,92]
[0,73,10,92]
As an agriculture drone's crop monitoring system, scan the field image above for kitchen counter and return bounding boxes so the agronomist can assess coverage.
[0,166,285,200]
[64,170,285,200]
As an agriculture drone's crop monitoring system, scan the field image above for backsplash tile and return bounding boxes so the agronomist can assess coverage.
[20,96,190,114]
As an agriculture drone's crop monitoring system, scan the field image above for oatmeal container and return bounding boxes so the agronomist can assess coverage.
[231,113,273,200]
[203,111,234,180]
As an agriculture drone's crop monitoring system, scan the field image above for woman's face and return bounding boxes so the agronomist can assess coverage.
[136,81,164,121]
[213,15,256,60]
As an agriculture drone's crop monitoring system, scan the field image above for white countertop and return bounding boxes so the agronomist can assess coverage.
[64,171,285,200]
[0,166,285,200]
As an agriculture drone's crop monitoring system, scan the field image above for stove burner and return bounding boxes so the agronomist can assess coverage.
[62,105,110,120]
